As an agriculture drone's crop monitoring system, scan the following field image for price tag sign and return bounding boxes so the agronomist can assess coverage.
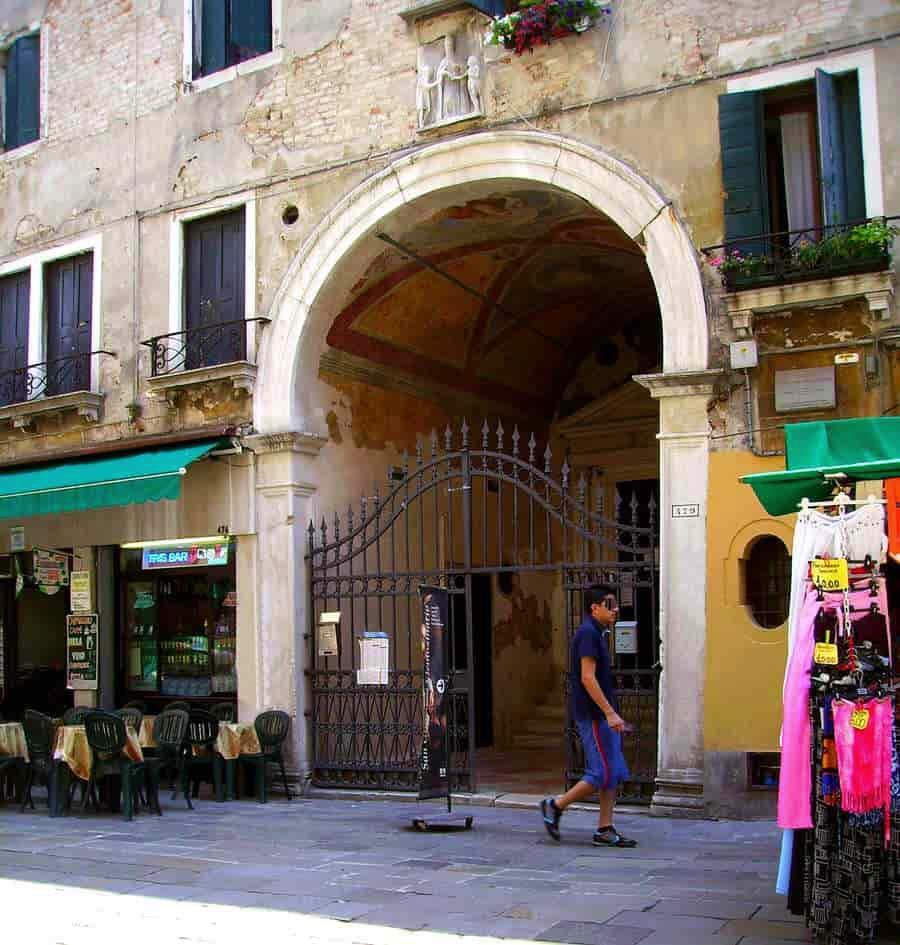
[850,708,870,731]
[813,642,839,665]
[810,558,849,592]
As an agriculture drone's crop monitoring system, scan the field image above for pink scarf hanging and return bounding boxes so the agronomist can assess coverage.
[832,697,893,846]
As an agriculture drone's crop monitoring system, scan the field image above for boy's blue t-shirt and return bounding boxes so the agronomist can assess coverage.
[569,616,617,722]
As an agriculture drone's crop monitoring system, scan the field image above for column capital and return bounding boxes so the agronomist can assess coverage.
[243,431,328,456]
[633,370,722,399]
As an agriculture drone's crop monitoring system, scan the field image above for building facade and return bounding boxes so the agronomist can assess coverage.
[0,0,897,816]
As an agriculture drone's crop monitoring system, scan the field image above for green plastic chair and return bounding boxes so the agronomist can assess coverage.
[181,710,224,806]
[20,710,58,812]
[240,710,292,803]
[83,712,147,821]
[143,709,189,812]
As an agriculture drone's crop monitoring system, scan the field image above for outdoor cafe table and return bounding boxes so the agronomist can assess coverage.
[0,722,28,763]
[0,722,28,803]
[51,723,143,815]
[139,718,261,800]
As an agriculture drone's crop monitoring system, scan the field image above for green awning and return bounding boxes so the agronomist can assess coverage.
[0,439,228,521]
[741,418,900,516]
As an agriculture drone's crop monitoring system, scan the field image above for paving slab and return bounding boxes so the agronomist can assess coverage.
[719,919,812,941]
[646,897,759,919]
[606,911,727,934]
[536,921,652,945]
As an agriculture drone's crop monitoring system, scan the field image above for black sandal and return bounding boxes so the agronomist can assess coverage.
[540,797,562,841]
[592,828,637,848]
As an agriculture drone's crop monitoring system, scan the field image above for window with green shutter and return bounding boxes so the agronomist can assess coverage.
[194,0,272,79]
[3,34,40,152]
[717,69,866,244]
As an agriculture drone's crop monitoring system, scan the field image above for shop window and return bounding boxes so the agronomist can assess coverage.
[743,535,791,629]
[2,34,40,152]
[719,69,865,244]
[192,1,273,79]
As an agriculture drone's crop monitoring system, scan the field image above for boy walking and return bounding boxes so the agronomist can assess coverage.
[540,584,637,847]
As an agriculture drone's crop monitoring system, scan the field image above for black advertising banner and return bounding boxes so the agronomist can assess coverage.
[418,585,450,801]
[67,613,99,691]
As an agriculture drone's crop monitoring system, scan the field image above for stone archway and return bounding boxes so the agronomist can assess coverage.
[252,130,716,815]
[255,130,708,435]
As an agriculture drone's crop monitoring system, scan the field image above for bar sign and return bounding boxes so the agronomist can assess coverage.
[672,503,700,518]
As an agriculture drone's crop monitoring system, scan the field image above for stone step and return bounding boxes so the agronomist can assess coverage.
[510,733,557,750]
[533,702,567,721]
[521,716,565,737]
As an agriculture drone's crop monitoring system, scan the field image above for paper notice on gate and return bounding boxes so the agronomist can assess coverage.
[357,636,389,686]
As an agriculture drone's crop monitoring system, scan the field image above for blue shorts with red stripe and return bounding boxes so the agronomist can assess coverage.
[576,717,630,790]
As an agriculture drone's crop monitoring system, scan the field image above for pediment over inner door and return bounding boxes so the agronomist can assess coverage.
[554,379,659,482]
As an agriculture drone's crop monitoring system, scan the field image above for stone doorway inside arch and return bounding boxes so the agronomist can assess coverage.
[304,181,664,801]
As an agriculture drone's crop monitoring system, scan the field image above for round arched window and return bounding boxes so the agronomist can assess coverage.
[744,536,791,629]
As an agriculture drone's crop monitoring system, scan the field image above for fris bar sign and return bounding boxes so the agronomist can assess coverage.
[142,542,229,570]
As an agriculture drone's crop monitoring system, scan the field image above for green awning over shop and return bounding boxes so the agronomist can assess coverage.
[741,418,900,516]
[0,439,227,521]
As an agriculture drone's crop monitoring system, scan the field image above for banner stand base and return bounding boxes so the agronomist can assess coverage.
[412,814,474,832]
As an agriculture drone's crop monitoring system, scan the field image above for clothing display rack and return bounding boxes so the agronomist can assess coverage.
[777,490,899,944]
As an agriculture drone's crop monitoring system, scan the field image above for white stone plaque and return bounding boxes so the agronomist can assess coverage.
[774,366,836,413]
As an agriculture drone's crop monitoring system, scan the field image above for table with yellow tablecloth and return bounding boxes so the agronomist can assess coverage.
[216,722,261,760]
[53,724,144,782]
[138,716,156,750]
[0,722,28,763]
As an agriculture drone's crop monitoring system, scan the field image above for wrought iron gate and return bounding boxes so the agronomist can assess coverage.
[307,422,659,799]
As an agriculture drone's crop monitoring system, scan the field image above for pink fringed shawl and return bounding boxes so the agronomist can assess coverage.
[832,697,893,846]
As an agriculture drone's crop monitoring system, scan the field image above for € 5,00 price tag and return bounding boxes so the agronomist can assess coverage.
[813,642,839,666]
[850,708,870,731]
[810,558,849,592]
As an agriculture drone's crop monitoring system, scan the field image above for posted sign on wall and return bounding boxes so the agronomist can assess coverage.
[67,613,99,690]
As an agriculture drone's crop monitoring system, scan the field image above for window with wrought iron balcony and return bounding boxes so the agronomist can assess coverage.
[0,243,112,430]
[141,204,269,407]
[704,67,896,315]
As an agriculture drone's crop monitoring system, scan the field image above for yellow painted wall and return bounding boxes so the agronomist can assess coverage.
[704,450,796,753]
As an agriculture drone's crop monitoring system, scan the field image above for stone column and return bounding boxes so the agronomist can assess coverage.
[244,431,326,781]
[635,370,718,816]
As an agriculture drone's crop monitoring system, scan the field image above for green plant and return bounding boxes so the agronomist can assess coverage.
[793,220,896,270]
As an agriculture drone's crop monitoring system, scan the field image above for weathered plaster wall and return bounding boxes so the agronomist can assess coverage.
[1,1,897,464]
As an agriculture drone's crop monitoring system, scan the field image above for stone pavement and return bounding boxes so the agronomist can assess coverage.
[0,793,890,945]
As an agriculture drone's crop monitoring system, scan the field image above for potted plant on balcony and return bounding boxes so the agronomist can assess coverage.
[792,219,897,278]
[707,249,771,291]
[485,1,611,56]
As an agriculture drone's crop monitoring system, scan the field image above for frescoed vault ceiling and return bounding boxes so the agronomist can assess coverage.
[321,184,661,420]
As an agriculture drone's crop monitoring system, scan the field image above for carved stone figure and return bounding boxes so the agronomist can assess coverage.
[465,55,482,115]
[417,32,484,130]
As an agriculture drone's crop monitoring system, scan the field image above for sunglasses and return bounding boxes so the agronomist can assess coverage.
[601,596,619,611]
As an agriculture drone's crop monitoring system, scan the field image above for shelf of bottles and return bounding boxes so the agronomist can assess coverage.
[123,573,237,699]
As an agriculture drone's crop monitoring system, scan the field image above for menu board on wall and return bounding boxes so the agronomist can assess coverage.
[35,549,69,587]
[67,613,99,691]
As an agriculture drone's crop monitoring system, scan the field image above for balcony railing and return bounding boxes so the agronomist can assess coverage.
[141,318,270,378]
[0,351,114,408]
[702,216,898,293]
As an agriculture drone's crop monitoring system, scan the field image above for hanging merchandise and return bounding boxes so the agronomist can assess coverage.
[773,490,899,944]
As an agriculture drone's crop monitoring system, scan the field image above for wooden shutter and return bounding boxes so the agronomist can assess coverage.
[0,271,30,406]
[816,69,848,227]
[835,71,866,223]
[4,35,40,150]
[718,92,770,251]
[184,209,246,369]
[45,254,93,396]
[201,0,228,77]
[468,1,508,15]
[230,0,272,62]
